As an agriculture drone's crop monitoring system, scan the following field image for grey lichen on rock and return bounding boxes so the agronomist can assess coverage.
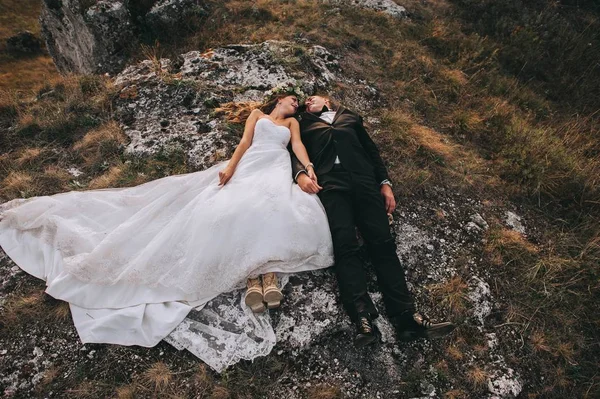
[325,0,408,18]
[112,41,340,170]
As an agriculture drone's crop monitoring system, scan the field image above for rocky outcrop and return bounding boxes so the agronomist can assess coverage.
[40,0,136,74]
[145,0,208,40]
[39,0,408,75]
[38,0,210,75]
[112,41,345,168]
[326,0,408,18]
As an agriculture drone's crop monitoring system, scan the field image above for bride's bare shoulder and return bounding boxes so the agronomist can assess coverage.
[285,117,299,128]
[250,109,263,118]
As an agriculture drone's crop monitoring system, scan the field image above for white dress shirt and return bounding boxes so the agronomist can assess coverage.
[318,110,341,164]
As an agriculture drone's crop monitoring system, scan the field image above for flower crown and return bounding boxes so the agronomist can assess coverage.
[264,82,306,103]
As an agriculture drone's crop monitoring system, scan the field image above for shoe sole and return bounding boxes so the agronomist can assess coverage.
[424,322,456,339]
[355,334,377,348]
[245,291,265,313]
[398,322,456,342]
[264,289,283,309]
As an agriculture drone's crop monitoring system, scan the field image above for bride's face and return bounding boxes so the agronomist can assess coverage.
[278,95,299,117]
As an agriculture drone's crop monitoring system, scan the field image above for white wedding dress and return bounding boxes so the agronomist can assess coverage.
[0,117,334,371]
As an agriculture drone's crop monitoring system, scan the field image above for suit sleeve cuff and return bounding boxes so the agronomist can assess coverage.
[380,179,392,187]
[294,170,308,183]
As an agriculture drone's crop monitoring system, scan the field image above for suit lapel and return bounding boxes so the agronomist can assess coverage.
[302,106,346,125]
[301,112,323,123]
[332,106,346,125]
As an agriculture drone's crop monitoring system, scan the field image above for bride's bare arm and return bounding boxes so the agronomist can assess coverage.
[289,118,318,182]
[219,109,261,186]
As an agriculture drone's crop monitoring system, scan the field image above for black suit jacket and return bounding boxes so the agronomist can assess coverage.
[291,106,390,184]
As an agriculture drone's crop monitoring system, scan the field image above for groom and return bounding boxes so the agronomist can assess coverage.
[292,95,455,347]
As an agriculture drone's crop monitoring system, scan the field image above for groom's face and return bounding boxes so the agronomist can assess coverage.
[305,96,330,113]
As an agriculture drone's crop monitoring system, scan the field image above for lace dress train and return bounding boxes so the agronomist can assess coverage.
[0,118,334,370]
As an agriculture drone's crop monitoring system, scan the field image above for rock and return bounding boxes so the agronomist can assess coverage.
[40,0,136,74]
[471,213,489,230]
[145,0,208,40]
[113,41,341,169]
[32,347,43,357]
[325,0,408,18]
[5,31,42,53]
[468,276,493,327]
[67,167,83,177]
[505,211,526,235]
[488,366,523,398]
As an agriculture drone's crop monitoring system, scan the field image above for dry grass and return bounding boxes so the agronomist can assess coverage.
[529,331,552,354]
[140,362,173,393]
[445,345,464,361]
[0,0,41,40]
[39,366,61,388]
[0,55,59,92]
[16,147,43,165]
[0,0,60,91]
[87,164,126,189]
[307,384,343,399]
[428,276,469,316]
[0,289,72,330]
[73,120,129,166]
[66,381,106,399]
[210,385,231,399]
[1,170,35,197]
[51,300,71,321]
[484,227,539,267]
[466,366,488,389]
[444,389,467,399]
[114,384,136,399]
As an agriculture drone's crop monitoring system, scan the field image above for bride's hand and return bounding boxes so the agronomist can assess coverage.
[218,166,235,186]
[307,167,318,183]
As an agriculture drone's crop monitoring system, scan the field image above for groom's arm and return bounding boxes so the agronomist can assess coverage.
[288,143,307,182]
[355,115,391,185]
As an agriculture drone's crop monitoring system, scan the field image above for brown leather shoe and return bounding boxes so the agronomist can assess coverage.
[262,272,283,309]
[244,277,265,313]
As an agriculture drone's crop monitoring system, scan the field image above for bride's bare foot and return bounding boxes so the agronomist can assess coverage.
[262,272,283,309]
[244,277,265,313]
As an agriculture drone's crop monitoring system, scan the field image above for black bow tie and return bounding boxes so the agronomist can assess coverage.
[312,105,330,117]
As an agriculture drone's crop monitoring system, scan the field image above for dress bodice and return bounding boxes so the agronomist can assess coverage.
[251,118,291,149]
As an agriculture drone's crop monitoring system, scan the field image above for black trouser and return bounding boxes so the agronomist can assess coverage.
[318,164,415,322]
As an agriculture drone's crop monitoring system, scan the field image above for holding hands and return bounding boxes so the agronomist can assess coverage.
[297,169,322,194]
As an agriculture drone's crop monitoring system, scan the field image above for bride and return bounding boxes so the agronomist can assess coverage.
[0,88,334,364]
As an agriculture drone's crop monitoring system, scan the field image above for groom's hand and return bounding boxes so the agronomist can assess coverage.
[297,173,322,194]
[381,184,396,214]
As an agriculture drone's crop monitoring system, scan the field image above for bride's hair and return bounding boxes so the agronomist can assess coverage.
[214,94,294,124]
